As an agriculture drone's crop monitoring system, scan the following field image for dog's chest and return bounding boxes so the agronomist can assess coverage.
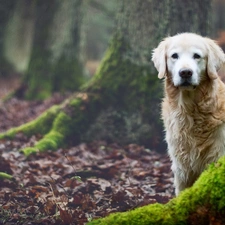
[164,106,225,161]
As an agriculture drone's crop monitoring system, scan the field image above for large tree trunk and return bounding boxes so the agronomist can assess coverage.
[0,0,212,155]
[17,0,86,100]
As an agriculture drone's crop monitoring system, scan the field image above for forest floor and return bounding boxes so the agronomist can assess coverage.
[0,77,174,225]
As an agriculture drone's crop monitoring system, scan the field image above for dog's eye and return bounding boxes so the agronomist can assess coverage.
[171,53,178,59]
[193,53,201,59]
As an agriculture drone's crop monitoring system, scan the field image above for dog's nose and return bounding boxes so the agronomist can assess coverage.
[179,69,193,78]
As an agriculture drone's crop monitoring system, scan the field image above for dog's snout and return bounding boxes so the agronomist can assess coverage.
[179,69,193,78]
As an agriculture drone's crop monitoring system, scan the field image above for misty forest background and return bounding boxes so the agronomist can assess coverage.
[1,0,225,152]
[1,0,225,224]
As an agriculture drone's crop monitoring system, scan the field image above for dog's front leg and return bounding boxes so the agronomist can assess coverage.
[173,172,187,196]
[173,165,198,196]
[172,164,193,196]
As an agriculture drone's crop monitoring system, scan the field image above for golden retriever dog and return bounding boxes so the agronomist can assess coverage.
[152,33,225,195]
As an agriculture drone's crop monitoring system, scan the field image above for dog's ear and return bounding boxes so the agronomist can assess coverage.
[205,38,225,80]
[152,38,169,79]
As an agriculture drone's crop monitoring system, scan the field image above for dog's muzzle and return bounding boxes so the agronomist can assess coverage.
[179,69,193,86]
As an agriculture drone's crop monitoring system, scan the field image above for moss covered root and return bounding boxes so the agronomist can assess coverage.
[0,172,13,180]
[22,110,72,156]
[1,93,101,156]
[87,156,225,225]
[0,105,60,140]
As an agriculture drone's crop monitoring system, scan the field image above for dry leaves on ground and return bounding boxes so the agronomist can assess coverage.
[0,95,174,225]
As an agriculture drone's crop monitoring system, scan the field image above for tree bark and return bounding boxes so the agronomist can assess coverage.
[17,0,86,100]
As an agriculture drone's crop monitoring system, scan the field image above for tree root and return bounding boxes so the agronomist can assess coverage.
[0,93,101,156]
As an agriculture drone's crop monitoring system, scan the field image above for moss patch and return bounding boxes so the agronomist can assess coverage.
[0,105,60,139]
[0,172,13,180]
[87,156,225,225]
[20,93,101,155]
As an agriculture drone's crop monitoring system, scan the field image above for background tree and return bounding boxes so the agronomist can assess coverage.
[13,0,86,100]
[3,0,35,74]
[85,0,117,61]
[0,0,213,155]
[0,0,16,75]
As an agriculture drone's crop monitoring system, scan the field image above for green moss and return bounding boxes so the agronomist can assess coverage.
[87,156,225,225]
[22,147,39,156]
[86,33,161,106]
[19,95,96,155]
[0,172,13,180]
[22,130,65,155]
[0,105,60,139]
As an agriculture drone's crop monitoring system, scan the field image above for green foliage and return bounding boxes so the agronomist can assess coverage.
[87,156,225,225]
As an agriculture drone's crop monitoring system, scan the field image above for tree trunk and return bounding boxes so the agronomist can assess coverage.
[0,0,17,75]
[3,0,35,74]
[167,0,212,36]
[0,0,213,155]
[17,0,86,100]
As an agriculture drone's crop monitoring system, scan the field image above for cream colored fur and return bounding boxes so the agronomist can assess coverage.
[152,33,225,195]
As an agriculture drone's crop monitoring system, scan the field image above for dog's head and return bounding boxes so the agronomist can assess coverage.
[152,33,225,89]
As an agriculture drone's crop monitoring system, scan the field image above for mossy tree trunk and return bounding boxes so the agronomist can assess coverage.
[17,0,86,100]
[0,0,213,155]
